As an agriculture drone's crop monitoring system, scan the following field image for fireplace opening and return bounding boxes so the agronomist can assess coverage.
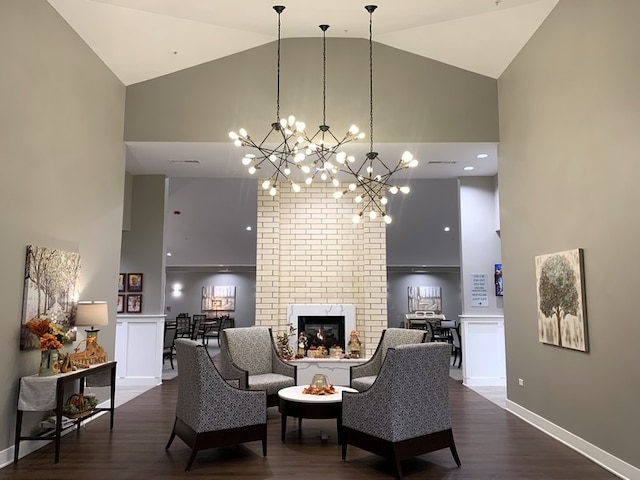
[298,315,345,354]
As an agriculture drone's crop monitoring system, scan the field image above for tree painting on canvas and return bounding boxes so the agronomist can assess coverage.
[21,245,81,350]
[535,248,588,352]
[407,286,442,313]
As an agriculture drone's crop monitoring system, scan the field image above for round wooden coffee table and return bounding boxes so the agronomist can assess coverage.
[278,385,357,444]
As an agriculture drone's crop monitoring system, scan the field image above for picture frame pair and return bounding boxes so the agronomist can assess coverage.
[118,273,143,293]
[117,293,142,314]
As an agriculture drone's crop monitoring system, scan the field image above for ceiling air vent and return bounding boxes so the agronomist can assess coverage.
[427,161,456,165]
[168,160,200,165]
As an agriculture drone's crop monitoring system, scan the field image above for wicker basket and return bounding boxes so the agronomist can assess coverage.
[62,393,97,419]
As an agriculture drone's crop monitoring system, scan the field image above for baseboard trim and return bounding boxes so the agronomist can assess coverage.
[506,399,639,480]
[116,377,161,387]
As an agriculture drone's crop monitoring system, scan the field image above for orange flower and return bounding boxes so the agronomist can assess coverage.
[40,333,63,351]
[26,318,52,338]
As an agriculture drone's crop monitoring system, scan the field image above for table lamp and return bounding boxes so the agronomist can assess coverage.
[75,301,109,339]
[72,301,109,365]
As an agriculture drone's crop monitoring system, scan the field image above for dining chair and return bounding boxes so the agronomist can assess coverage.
[203,315,234,346]
[176,316,192,338]
[451,326,462,368]
[192,314,207,342]
[163,323,178,369]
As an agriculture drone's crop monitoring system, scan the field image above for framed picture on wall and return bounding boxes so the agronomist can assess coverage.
[495,264,503,296]
[117,294,125,313]
[118,273,126,293]
[201,285,236,312]
[126,294,142,313]
[407,286,442,313]
[127,273,143,292]
[535,248,588,352]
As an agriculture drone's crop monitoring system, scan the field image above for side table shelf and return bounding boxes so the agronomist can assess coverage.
[14,361,117,464]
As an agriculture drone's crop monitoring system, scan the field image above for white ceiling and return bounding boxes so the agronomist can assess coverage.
[48,0,558,179]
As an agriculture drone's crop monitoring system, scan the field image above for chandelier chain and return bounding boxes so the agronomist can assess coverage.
[369,7,374,153]
[322,27,327,126]
[276,7,282,121]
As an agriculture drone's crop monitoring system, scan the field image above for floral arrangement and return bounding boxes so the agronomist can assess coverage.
[276,323,296,359]
[25,318,72,350]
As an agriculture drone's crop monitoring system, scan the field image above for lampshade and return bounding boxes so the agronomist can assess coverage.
[75,301,109,328]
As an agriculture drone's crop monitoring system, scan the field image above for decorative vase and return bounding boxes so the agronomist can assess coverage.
[39,349,60,377]
[310,374,329,389]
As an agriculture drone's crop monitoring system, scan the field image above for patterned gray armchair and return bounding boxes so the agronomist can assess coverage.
[166,339,267,471]
[350,328,428,392]
[342,342,461,478]
[219,326,297,407]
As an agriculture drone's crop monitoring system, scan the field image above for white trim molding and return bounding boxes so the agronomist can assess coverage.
[507,400,639,480]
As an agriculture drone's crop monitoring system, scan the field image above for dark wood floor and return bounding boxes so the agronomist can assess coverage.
[6,378,617,479]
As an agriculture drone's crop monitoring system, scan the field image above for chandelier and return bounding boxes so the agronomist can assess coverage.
[228,5,307,196]
[334,5,418,224]
[300,24,364,188]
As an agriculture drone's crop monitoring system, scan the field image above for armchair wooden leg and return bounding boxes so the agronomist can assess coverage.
[450,444,462,466]
[262,438,267,456]
[165,420,177,449]
[392,445,404,480]
[341,441,348,460]
[185,448,198,472]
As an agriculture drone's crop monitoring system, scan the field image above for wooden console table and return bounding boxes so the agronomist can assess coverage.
[14,360,117,464]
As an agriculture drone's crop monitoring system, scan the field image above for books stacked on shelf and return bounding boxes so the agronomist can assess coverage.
[40,415,75,430]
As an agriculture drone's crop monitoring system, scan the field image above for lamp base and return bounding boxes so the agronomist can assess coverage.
[85,328,100,340]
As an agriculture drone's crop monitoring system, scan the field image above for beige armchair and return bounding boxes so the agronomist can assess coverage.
[219,326,297,407]
[350,328,427,392]
[166,339,267,471]
[342,342,461,479]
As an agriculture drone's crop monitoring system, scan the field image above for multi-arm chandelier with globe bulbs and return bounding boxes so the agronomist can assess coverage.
[229,4,417,223]
[333,5,418,224]
[298,24,364,190]
[228,5,307,196]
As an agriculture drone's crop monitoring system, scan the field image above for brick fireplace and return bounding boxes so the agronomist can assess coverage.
[254,182,387,356]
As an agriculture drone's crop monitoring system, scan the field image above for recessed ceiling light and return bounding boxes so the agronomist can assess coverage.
[444,226,451,232]
[464,166,474,171]
[246,226,252,231]
[476,153,488,159]
[166,252,172,256]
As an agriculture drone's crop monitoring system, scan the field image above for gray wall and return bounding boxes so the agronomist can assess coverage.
[124,39,498,144]
[386,178,461,267]
[387,271,461,327]
[0,0,125,451]
[459,177,503,315]
[499,0,639,468]
[165,178,257,267]
[120,175,168,314]
[165,270,256,327]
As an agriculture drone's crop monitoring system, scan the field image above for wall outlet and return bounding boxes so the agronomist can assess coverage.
[518,378,524,386]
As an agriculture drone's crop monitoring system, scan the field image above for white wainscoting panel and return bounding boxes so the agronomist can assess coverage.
[115,315,165,387]
[460,315,505,387]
